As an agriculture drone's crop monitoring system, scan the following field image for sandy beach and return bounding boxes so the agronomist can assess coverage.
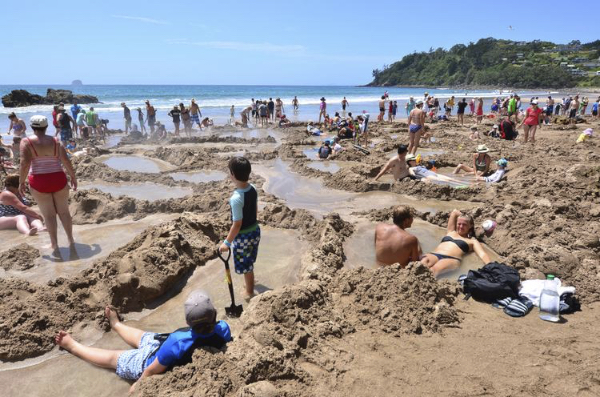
[0,109,599,397]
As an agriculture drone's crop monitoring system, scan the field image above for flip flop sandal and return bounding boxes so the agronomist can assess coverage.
[503,297,533,317]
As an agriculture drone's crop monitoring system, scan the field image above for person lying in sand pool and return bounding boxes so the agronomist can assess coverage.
[374,144,411,181]
[476,158,507,183]
[420,210,491,277]
[375,205,421,267]
[406,154,462,184]
[54,290,231,394]
[0,174,45,235]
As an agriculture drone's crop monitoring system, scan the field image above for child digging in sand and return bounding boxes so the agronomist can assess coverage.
[54,290,231,394]
[219,156,260,302]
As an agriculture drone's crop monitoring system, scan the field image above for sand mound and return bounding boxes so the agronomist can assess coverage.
[0,243,40,271]
[137,215,458,397]
[0,216,224,361]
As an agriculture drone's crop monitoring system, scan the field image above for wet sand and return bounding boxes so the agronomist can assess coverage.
[0,113,598,397]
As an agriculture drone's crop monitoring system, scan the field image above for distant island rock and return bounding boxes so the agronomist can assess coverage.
[71,80,83,86]
[1,88,98,108]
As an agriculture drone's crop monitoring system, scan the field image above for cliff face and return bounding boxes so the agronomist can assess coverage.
[2,88,98,107]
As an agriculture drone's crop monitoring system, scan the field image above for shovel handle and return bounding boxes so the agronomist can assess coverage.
[216,247,231,263]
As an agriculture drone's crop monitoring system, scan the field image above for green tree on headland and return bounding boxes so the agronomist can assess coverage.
[368,38,600,88]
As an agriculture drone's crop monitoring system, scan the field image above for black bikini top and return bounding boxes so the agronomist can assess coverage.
[441,236,470,253]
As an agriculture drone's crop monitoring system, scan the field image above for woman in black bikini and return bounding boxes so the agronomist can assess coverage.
[420,210,491,277]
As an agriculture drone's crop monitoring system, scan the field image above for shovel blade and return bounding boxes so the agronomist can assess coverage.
[225,304,244,318]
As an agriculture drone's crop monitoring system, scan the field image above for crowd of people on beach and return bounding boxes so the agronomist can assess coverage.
[0,86,596,392]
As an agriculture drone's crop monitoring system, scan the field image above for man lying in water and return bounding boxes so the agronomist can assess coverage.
[375,205,421,267]
[54,290,231,394]
[406,154,463,184]
[374,144,411,181]
[420,210,491,277]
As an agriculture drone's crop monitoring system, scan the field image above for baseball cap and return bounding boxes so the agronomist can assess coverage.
[30,115,48,128]
[497,158,508,167]
[184,290,216,327]
[405,154,417,162]
[531,100,538,105]
[482,220,497,237]
[416,100,424,105]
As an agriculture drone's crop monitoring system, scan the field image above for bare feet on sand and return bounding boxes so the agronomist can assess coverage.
[54,331,74,351]
[28,227,38,236]
[104,306,120,328]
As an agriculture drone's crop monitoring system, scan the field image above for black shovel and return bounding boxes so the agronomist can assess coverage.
[216,248,244,318]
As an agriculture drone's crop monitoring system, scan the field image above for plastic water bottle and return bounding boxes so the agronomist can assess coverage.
[539,275,560,322]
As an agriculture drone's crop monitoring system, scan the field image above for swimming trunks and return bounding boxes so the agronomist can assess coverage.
[26,137,68,193]
[441,236,469,253]
[232,225,260,274]
[409,124,422,133]
[116,332,161,380]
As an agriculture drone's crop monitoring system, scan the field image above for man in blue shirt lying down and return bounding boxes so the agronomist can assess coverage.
[55,290,232,393]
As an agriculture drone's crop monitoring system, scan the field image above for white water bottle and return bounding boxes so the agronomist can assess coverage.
[539,275,560,322]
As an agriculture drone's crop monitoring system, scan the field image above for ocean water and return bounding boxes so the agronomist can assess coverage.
[0,85,548,134]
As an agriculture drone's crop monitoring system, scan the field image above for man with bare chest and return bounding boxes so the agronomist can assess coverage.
[374,144,412,181]
[375,206,421,267]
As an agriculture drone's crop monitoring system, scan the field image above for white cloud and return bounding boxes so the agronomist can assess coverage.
[165,39,305,54]
[111,15,169,25]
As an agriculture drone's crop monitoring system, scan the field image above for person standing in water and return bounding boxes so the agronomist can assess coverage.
[168,105,181,136]
[292,96,299,112]
[341,97,349,113]
[378,95,386,122]
[190,99,202,129]
[136,108,146,134]
[319,97,327,123]
[19,116,77,255]
[8,113,27,137]
[407,100,425,155]
[121,103,132,135]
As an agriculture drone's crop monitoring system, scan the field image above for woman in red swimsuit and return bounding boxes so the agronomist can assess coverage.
[18,115,77,253]
[518,100,543,143]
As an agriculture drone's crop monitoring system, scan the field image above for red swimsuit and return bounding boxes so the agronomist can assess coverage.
[27,137,68,193]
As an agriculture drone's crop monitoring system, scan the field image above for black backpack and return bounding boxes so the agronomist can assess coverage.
[460,262,520,302]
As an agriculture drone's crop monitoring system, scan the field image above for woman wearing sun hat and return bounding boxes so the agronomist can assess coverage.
[519,99,544,143]
[453,144,491,176]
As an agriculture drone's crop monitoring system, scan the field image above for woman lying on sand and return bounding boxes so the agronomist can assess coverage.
[0,174,45,235]
[420,210,491,277]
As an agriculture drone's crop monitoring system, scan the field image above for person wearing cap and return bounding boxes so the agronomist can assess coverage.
[56,106,75,144]
[518,99,543,143]
[375,205,422,267]
[375,144,411,181]
[54,290,231,393]
[454,145,491,176]
[476,158,508,183]
[121,103,132,134]
[168,105,181,136]
[318,97,327,123]
[19,115,77,253]
[487,124,500,138]
[407,100,425,155]
[406,154,462,184]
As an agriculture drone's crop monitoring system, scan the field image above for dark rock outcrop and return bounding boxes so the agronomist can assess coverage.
[2,88,98,107]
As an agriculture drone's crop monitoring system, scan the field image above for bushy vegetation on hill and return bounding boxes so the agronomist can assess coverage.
[369,38,600,88]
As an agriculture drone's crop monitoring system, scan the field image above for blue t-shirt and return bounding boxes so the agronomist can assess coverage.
[146,320,231,368]
[71,104,82,118]
[593,102,598,112]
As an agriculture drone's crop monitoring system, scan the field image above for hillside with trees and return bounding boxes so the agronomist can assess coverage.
[369,38,600,88]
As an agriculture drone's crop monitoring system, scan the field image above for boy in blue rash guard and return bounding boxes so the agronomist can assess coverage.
[219,156,260,301]
[54,290,231,394]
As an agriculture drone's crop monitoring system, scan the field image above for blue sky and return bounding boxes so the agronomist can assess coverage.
[3,0,599,85]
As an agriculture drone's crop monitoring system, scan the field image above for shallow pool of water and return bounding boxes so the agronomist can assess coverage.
[100,155,175,173]
[0,214,178,285]
[0,226,307,397]
[169,170,227,184]
[79,181,193,201]
[253,159,475,218]
[344,220,501,280]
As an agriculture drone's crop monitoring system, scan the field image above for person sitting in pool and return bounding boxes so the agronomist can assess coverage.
[406,154,462,184]
[375,205,421,267]
[306,122,322,137]
[200,117,213,130]
[476,158,507,184]
[420,210,491,277]
[278,114,292,128]
[375,144,411,181]
[0,174,45,236]
[317,141,332,159]
[453,144,491,176]
[54,290,231,394]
